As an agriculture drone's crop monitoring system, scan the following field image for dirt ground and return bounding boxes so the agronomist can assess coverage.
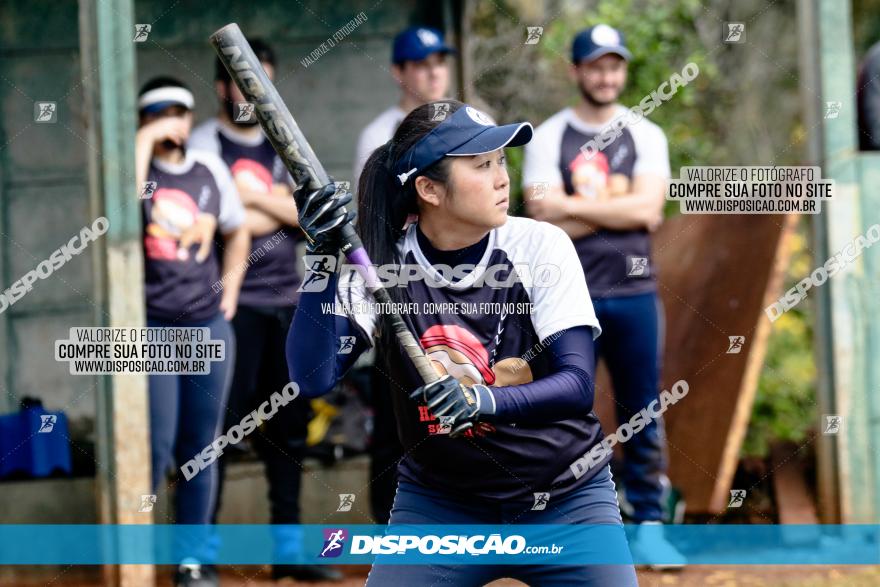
[15,565,880,586]
[228,566,880,587]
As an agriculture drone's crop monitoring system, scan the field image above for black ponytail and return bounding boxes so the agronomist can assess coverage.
[355,142,411,272]
[355,100,464,350]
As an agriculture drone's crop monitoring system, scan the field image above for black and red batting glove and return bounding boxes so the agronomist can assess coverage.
[409,374,496,437]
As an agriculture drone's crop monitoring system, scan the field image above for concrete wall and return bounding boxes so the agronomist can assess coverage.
[0,457,372,524]
[0,2,101,425]
[0,0,451,469]
[0,0,453,539]
[133,0,449,183]
[0,457,371,583]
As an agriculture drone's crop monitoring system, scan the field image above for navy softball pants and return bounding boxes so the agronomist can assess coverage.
[148,312,235,562]
[365,465,639,586]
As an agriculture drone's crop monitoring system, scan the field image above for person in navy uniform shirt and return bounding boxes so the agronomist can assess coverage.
[135,76,250,587]
[523,25,685,570]
[288,101,639,586]
[352,24,455,528]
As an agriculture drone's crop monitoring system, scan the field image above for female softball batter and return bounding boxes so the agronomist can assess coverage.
[286,100,638,586]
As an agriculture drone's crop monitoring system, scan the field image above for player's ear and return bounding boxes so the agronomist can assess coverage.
[414,175,442,208]
[567,63,580,83]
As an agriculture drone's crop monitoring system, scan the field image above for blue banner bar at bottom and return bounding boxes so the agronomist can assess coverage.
[0,524,877,565]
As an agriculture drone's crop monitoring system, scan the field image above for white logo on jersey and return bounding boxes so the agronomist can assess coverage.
[465,106,494,127]
[591,24,621,47]
[610,143,630,169]
[198,185,211,208]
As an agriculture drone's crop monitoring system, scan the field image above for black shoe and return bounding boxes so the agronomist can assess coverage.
[174,559,219,587]
[272,564,344,582]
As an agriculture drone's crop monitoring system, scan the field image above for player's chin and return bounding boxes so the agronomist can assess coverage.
[600,88,623,101]
[586,87,621,105]
[487,206,509,228]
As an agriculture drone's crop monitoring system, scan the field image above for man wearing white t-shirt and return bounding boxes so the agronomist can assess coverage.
[352,26,454,188]
[523,24,684,570]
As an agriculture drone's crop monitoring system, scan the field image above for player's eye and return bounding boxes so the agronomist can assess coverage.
[477,159,492,169]
[498,154,506,166]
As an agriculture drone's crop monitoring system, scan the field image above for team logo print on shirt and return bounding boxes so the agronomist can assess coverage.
[569,150,631,200]
[569,150,609,199]
[422,324,494,386]
[420,323,535,387]
[144,188,199,261]
[230,158,273,194]
[417,323,535,437]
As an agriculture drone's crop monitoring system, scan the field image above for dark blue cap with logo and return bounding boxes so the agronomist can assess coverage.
[572,24,632,64]
[394,104,533,185]
[392,26,455,64]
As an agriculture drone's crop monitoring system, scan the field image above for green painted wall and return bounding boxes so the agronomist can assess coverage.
[133,0,450,183]
[0,0,458,473]
[0,1,100,420]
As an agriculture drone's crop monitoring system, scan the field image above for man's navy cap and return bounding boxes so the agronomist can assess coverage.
[572,24,632,64]
[394,104,533,185]
[392,27,455,64]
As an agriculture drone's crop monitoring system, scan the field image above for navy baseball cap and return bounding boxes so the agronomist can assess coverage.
[572,24,632,64]
[392,27,455,64]
[394,104,533,185]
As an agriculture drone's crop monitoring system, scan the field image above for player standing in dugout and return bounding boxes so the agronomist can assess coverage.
[523,24,685,569]
[188,40,343,583]
[287,100,639,586]
[135,77,249,586]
